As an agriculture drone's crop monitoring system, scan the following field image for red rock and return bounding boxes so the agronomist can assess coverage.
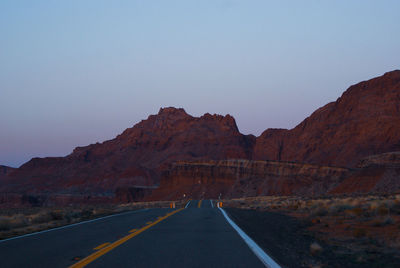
[254,70,400,167]
[2,70,400,205]
[150,160,350,200]
[0,165,15,176]
[1,107,254,200]
[329,152,400,194]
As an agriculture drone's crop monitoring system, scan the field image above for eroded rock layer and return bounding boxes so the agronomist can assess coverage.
[150,160,350,200]
[1,70,400,206]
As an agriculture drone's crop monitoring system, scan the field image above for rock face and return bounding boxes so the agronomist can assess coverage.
[151,154,400,200]
[2,70,400,205]
[0,165,15,180]
[1,108,254,199]
[150,160,350,200]
[329,152,400,194]
[254,70,400,167]
[358,152,400,168]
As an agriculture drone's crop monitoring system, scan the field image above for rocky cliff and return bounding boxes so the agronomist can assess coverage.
[2,71,400,205]
[330,152,400,194]
[254,70,400,167]
[0,165,15,180]
[1,107,254,198]
[150,160,350,200]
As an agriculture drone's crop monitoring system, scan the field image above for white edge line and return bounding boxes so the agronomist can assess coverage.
[185,200,191,208]
[0,208,149,243]
[210,199,214,208]
[218,207,281,268]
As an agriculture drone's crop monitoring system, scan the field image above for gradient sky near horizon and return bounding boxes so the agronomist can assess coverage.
[1,0,400,167]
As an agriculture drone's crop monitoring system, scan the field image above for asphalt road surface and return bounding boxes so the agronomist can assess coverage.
[0,200,274,268]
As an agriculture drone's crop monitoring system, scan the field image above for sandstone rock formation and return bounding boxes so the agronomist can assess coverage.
[329,152,400,194]
[1,70,400,205]
[0,108,254,200]
[150,160,350,200]
[0,165,15,180]
[254,70,400,167]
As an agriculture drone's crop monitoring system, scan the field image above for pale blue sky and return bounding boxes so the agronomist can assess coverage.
[1,0,399,167]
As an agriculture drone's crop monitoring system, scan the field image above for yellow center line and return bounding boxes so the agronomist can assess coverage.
[93,242,110,250]
[198,200,202,208]
[69,208,184,268]
[128,228,137,233]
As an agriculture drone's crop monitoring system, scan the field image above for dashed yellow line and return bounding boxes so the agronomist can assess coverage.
[69,208,184,268]
[93,243,110,250]
[198,200,202,208]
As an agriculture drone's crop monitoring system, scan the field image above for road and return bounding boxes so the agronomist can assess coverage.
[0,200,278,268]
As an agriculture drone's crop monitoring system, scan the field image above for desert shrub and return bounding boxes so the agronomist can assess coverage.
[371,216,394,227]
[0,216,11,231]
[353,228,367,238]
[9,214,28,229]
[349,207,364,217]
[383,216,394,225]
[328,203,353,216]
[377,206,389,216]
[369,201,382,211]
[63,211,83,223]
[81,209,93,219]
[50,211,64,221]
[311,206,328,217]
[390,200,400,214]
[30,211,53,224]
[310,242,323,256]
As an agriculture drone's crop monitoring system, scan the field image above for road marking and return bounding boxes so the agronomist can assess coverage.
[218,208,281,268]
[198,200,202,208]
[128,229,137,233]
[210,200,214,208]
[185,200,191,208]
[0,208,149,243]
[70,208,184,268]
[146,221,152,224]
[93,243,110,250]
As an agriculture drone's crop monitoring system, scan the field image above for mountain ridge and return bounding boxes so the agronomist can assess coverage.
[1,70,400,205]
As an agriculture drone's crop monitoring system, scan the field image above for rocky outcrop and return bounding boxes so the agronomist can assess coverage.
[329,152,400,194]
[0,165,15,176]
[254,70,400,167]
[358,152,400,168]
[0,165,15,183]
[2,70,400,205]
[1,107,254,198]
[150,160,350,200]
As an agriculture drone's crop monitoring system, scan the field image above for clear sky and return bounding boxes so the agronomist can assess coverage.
[1,0,400,167]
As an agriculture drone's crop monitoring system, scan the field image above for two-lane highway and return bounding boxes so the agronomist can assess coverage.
[0,200,279,268]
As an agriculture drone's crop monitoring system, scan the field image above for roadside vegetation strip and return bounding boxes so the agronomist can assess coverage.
[69,208,185,268]
[218,207,281,268]
[0,208,149,243]
[198,200,202,208]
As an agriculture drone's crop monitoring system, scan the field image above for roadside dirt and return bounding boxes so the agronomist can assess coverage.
[225,207,400,268]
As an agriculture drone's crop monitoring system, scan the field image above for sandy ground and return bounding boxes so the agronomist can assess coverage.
[224,195,400,268]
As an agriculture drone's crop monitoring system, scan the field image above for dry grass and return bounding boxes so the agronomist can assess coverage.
[0,200,186,240]
[223,193,400,263]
